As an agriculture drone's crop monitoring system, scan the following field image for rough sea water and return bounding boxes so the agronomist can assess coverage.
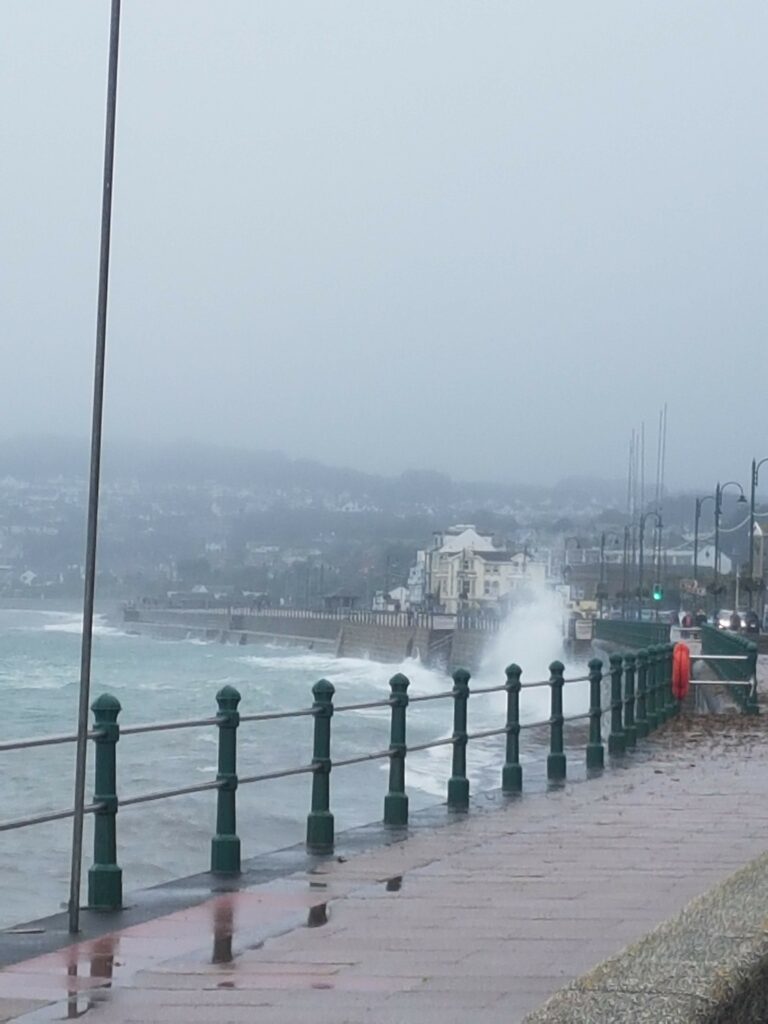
[0,593,587,928]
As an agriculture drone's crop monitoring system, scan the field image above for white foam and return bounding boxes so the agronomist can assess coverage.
[476,586,589,722]
[41,613,130,638]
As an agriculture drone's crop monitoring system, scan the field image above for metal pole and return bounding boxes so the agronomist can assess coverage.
[622,526,629,619]
[68,0,122,935]
[599,533,606,619]
[714,483,722,600]
[638,517,645,621]
[693,498,701,583]
[749,459,756,607]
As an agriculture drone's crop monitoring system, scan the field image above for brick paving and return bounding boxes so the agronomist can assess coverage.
[4,707,768,1023]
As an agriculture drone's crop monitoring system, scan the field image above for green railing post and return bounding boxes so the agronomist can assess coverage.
[656,644,668,726]
[635,649,649,739]
[745,641,759,716]
[502,663,523,793]
[306,679,335,854]
[608,653,625,756]
[88,693,122,911]
[586,657,604,772]
[547,661,566,782]
[665,643,677,719]
[384,673,409,826]
[447,668,470,810]
[623,653,637,748]
[211,684,241,874]
[645,645,658,732]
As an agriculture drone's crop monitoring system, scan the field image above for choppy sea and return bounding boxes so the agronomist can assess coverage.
[0,596,587,928]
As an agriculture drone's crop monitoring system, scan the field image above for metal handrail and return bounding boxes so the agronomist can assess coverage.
[239,708,315,723]
[333,749,391,769]
[405,736,457,754]
[0,731,100,753]
[0,803,102,834]
[121,716,218,736]
[239,764,315,786]
[408,690,455,703]
[0,671,596,760]
[120,780,222,808]
[466,726,508,740]
[332,698,393,713]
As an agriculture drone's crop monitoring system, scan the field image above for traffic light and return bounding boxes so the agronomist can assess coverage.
[652,584,663,602]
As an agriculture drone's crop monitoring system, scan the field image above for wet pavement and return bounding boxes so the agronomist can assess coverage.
[4,702,768,1022]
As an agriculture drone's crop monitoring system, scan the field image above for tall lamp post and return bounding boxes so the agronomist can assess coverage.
[598,531,621,619]
[748,458,768,607]
[638,511,662,621]
[621,525,630,619]
[714,481,747,604]
[68,0,122,936]
[693,494,715,584]
[562,536,580,579]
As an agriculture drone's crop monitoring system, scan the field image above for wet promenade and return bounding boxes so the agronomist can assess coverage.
[3,709,768,1023]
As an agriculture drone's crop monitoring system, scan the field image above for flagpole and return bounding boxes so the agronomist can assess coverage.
[68,0,122,934]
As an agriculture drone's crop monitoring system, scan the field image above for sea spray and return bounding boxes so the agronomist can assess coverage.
[477,586,590,721]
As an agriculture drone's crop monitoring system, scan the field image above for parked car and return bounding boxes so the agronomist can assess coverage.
[716,609,739,630]
[716,609,751,631]
[744,611,760,635]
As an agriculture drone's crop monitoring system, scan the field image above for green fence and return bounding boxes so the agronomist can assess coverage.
[593,619,670,650]
[0,645,683,917]
[699,625,759,714]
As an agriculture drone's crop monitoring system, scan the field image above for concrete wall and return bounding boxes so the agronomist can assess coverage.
[124,608,497,672]
[124,609,339,647]
[337,624,431,663]
[449,629,488,673]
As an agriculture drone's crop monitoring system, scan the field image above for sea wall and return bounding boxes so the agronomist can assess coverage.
[336,623,432,663]
[449,629,488,673]
[122,608,494,672]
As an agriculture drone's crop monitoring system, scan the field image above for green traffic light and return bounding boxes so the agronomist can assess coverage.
[652,585,663,601]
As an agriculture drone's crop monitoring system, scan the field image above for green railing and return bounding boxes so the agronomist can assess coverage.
[593,619,671,650]
[0,646,681,916]
[699,625,759,714]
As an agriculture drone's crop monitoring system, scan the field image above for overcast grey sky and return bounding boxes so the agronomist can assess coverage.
[2,2,766,487]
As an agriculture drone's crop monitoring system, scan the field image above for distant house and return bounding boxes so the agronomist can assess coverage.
[19,570,38,587]
[413,524,547,614]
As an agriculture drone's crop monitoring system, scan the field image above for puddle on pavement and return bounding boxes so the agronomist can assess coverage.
[385,875,403,892]
[306,903,329,928]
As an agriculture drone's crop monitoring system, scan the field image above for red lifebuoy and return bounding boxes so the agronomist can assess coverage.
[672,643,691,700]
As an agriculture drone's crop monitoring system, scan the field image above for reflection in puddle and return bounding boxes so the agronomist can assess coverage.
[306,903,328,928]
[89,935,116,980]
[385,875,403,892]
[212,899,235,964]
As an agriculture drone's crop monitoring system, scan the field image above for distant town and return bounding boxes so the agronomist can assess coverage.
[0,437,763,621]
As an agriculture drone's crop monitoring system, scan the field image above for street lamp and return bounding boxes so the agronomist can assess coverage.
[693,494,716,583]
[621,525,630,619]
[748,458,768,607]
[714,480,747,601]
[638,511,662,621]
[598,531,621,619]
[562,536,580,579]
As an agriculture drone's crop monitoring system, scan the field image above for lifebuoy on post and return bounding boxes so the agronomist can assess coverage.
[672,643,691,700]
